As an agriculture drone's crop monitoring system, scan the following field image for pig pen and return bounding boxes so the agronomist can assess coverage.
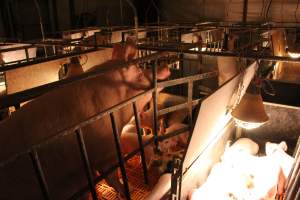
[0,42,219,199]
[146,62,299,200]
[2,23,300,199]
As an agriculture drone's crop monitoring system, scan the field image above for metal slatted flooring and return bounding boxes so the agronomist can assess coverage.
[94,155,160,200]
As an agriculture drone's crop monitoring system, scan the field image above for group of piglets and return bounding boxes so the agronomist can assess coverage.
[121,92,190,173]
[188,138,295,200]
[0,38,186,199]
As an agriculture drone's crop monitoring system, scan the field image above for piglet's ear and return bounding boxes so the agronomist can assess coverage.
[124,37,137,61]
[279,141,288,152]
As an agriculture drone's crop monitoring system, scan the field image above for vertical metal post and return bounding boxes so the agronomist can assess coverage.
[25,48,29,62]
[285,168,300,200]
[119,0,124,25]
[75,129,98,200]
[242,0,248,23]
[132,102,149,184]
[152,60,159,153]
[285,145,300,193]
[29,149,50,200]
[170,158,182,200]
[110,113,131,200]
[52,45,56,55]
[93,33,97,48]
[187,80,193,131]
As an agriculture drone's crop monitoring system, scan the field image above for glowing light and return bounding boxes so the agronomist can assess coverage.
[233,118,267,130]
[287,51,300,59]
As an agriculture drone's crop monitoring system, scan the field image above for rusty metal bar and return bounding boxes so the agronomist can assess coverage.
[132,102,149,184]
[29,149,50,200]
[152,60,159,152]
[75,129,98,200]
[110,113,131,200]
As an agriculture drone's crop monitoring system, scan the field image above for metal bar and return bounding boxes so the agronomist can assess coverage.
[187,80,193,130]
[158,99,201,116]
[75,129,98,200]
[110,113,131,200]
[70,125,192,199]
[286,143,300,192]
[138,45,300,63]
[0,89,153,168]
[132,102,149,184]
[25,48,29,62]
[0,52,166,109]
[157,127,189,142]
[29,149,50,200]
[285,168,300,200]
[152,60,159,152]
[158,71,218,88]
[0,48,102,72]
[242,0,248,23]
[93,34,97,48]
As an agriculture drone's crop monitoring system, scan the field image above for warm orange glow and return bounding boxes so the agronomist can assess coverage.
[287,51,300,59]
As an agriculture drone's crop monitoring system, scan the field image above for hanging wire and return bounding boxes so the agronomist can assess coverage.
[295,0,300,23]
[33,0,47,56]
[119,0,124,25]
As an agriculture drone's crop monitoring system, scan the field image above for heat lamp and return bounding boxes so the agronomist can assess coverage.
[231,80,269,130]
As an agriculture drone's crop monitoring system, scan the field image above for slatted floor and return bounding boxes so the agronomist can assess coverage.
[94,156,161,200]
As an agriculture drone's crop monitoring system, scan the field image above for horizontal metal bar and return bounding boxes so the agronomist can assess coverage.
[0,52,166,109]
[157,126,190,142]
[157,71,218,88]
[138,45,300,63]
[0,48,104,72]
[158,99,201,116]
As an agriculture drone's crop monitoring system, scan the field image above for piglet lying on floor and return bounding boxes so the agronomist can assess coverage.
[189,139,294,200]
[0,39,170,200]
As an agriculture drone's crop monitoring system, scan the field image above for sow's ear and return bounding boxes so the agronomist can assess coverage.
[124,37,137,61]
[111,37,137,61]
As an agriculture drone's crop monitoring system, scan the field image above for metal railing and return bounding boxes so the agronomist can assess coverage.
[0,49,217,200]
